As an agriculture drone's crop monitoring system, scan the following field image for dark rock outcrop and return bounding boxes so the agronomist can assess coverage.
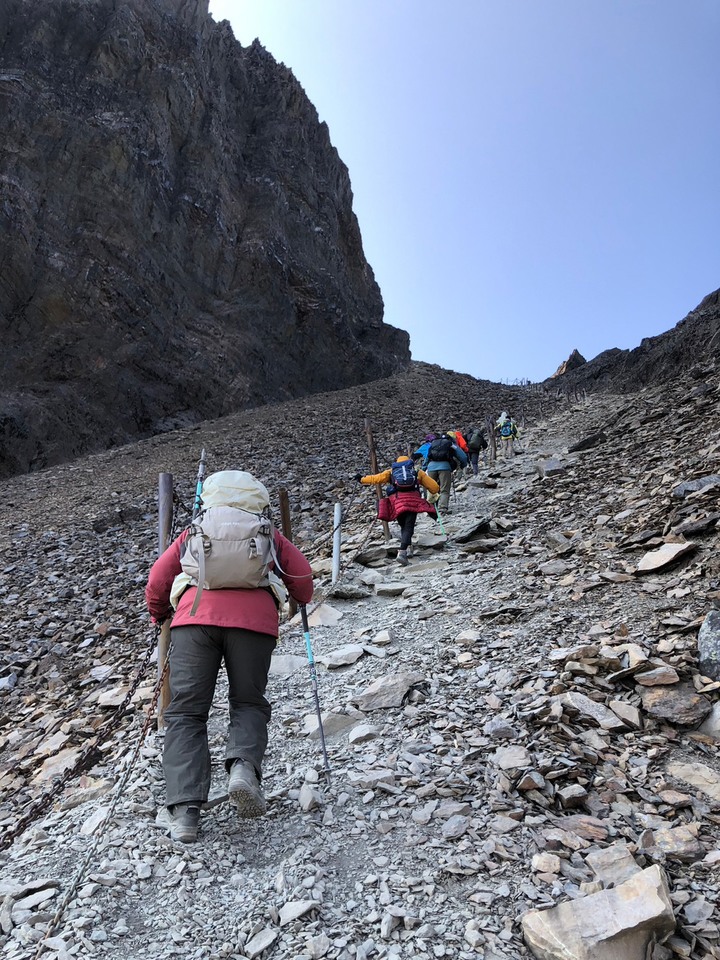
[0,0,410,477]
[551,349,586,379]
[548,289,720,393]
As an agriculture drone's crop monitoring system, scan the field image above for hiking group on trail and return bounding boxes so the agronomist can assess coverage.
[144,415,520,842]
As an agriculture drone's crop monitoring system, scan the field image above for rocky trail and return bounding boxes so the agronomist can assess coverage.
[1,361,720,960]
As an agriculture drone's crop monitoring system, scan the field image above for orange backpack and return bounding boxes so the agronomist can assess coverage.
[448,430,469,454]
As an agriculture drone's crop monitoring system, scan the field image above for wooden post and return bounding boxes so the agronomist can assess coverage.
[157,473,174,729]
[278,487,298,620]
[485,416,497,463]
[365,418,390,540]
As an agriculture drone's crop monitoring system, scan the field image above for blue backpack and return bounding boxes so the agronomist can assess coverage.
[390,460,418,490]
[500,420,514,439]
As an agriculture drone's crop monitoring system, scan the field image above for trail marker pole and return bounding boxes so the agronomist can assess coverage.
[157,472,174,729]
[332,503,342,584]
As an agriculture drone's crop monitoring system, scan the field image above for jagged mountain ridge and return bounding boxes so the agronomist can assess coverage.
[549,288,720,391]
[0,0,409,479]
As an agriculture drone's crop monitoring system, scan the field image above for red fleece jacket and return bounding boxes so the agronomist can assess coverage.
[145,529,313,637]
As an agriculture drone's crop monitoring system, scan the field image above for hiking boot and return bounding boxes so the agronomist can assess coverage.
[397,550,408,566]
[406,545,414,558]
[155,803,200,843]
[228,760,267,818]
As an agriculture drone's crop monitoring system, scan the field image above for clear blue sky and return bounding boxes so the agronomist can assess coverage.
[208,0,719,383]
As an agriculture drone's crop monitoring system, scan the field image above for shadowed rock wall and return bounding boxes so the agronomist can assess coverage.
[0,0,410,476]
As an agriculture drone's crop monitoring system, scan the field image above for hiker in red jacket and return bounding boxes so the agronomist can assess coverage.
[145,470,313,843]
[355,455,439,565]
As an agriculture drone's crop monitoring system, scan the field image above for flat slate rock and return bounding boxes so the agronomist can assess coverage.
[640,684,712,725]
[352,671,425,711]
[316,644,365,668]
[636,541,697,572]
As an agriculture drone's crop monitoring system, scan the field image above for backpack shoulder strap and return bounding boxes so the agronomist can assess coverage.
[188,519,207,616]
[189,548,206,616]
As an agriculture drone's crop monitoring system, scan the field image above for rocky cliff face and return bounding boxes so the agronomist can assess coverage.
[548,289,720,392]
[0,0,410,477]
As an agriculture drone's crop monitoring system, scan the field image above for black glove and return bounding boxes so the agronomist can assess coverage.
[354,473,363,482]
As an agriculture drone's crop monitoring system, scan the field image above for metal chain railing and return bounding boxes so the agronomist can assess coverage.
[34,642,172,956]
[0,626,160,853]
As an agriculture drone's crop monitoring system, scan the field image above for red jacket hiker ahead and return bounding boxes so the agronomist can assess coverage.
[357,456,440,565]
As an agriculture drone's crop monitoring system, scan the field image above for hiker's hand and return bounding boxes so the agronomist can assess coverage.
[353,473,362,482]
[428,492,439,504]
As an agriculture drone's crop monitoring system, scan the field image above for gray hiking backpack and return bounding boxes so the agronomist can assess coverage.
[180,505,276,616]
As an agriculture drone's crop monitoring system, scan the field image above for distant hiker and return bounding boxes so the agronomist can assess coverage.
[413,433,468,514]
[465,426,488,476]
[355,455,440,565]
[411,433,437,469]
[495,411,519,458]
[447,430,469,456]
[145,470,313,843]
[447,430,470,477]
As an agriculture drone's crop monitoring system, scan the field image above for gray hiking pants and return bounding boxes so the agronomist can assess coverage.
[428,469,452,512]
[163,625,275,807]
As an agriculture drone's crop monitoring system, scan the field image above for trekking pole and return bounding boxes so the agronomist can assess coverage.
[192,447,207,519]
[157,473,174,729]
[434,504,447,536]
[299,604,331,785]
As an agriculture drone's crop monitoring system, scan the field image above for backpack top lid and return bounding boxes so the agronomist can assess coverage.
[390,456,418,489]
[200,470,270,513]
[429,435,455,459]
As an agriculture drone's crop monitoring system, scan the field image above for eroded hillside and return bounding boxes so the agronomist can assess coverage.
[0,361,719,960]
